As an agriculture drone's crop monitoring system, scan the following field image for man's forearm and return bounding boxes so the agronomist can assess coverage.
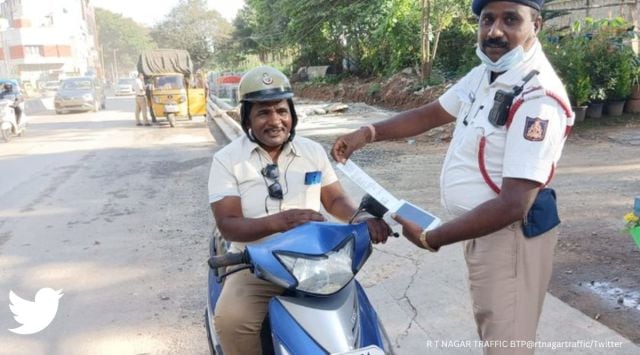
[428,197,525,249]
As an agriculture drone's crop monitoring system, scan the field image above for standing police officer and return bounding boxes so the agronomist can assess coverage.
[331,1,573,354]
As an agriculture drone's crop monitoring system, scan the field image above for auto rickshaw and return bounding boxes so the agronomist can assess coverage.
[137,49,207,127]
[147,73,206,127]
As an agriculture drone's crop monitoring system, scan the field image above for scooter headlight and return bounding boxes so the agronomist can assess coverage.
[275,238,354,295]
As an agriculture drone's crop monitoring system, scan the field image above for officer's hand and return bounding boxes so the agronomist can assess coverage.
[331,127,370,164]
[391,213,424,249]
[363,218,393,245]
[274,209,326,232]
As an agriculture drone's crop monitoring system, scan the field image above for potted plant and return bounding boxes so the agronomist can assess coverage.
[604,44,634,116]
[626,55,640,113]
[568,75,590,122]
[586,87,606,118]
[543,22,591,121]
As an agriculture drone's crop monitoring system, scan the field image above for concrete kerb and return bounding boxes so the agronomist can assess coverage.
[206,99,242,141]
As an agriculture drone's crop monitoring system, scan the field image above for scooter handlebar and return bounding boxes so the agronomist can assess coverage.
[208,251,248,269]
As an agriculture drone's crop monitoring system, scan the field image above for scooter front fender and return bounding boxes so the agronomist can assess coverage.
[268,280,387,355]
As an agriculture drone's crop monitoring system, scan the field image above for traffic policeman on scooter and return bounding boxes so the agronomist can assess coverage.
[207,66,392,355]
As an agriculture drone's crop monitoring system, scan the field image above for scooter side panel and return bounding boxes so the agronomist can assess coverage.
[354,282,386,348]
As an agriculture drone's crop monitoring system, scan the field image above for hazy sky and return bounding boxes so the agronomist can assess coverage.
[91,0,244,25]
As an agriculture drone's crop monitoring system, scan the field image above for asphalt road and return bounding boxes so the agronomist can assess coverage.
[0,96,215,354]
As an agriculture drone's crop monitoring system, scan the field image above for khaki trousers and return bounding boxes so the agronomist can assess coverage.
[135,96,149,124]
[214,268,284,355]
[464,223,557,355]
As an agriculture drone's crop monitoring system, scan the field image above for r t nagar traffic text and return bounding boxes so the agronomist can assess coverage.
[426,339,623,350]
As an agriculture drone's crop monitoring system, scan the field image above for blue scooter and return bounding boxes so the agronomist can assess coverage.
[205,195,394,355]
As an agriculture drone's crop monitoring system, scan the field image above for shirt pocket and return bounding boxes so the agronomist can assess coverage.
[454,87,474,123]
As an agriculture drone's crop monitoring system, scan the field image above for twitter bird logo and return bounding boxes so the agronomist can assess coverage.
[8,288,63,335]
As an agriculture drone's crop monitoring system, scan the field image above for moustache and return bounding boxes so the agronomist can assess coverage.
[482,38,508,49]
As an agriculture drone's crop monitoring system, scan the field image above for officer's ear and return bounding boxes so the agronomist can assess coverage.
[532,10,542,34]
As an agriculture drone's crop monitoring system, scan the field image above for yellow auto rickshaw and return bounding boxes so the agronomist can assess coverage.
[138,49,207,127]
[148,73,206,127]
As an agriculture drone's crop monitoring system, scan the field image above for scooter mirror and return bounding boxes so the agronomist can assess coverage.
[358,194,388,219]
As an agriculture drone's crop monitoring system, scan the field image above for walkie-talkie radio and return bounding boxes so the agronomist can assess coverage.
[488,70,539,126]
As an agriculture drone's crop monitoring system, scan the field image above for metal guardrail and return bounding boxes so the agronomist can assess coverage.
[206,95,242,141]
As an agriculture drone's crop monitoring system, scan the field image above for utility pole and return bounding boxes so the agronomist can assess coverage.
[0,18,10,77]
[99,45,105,82]
[112,48,119,81]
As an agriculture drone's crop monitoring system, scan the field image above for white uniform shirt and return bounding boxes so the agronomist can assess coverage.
[208,135,338,252]
[438,41,573,217]
[134,77,146,96]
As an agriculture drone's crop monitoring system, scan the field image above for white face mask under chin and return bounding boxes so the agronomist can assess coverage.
[475,45,524,73]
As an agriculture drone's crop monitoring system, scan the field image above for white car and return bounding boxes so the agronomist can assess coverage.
[114,78,135,96]
[40,81,60,97]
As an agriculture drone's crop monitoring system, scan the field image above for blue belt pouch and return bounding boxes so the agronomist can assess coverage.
[522,188,561,238]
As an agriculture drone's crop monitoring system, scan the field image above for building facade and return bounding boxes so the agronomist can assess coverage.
[0,0,100,89]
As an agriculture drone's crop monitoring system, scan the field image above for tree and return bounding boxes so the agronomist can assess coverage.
[421,0,472,81]
[150,0,232,70]
[95,8,156,81]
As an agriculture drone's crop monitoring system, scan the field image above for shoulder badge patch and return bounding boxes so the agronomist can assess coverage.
[524,116,548,141]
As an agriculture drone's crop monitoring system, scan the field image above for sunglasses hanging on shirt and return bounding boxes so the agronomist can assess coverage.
[261,164,283,200]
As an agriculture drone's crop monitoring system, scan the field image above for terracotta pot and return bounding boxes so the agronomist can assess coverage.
[630,85,640,100]
[572,106,587,122]
[604,100,625,116]
[586,102,603,119]
[625,98,640,113]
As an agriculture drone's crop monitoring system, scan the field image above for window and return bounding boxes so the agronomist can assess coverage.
[25,46,41,57]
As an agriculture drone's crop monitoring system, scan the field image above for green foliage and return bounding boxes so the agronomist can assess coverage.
[434,22,477,79]
[149,0,232,70]
[544,17,636,105]
[218,0,475,79]
[95,8,156,78]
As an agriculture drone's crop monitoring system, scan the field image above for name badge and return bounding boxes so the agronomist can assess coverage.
[305,171,322,185]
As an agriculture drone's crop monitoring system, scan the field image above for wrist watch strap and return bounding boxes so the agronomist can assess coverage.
[419,229,439,252]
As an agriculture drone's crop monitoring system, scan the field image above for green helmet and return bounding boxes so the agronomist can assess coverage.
[238,66,298,143]
[238,66,293,102]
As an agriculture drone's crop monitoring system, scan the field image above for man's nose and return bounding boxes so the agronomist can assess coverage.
[487,21,504,38]
[265,110,281,124]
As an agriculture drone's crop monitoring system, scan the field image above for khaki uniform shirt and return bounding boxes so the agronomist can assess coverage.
[208,135,338,252]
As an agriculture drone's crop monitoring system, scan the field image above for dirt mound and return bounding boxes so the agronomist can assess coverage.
[294,71,448,112]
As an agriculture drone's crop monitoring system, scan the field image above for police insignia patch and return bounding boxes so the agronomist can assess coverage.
[262,73,273,85]
[524,116,548,141]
